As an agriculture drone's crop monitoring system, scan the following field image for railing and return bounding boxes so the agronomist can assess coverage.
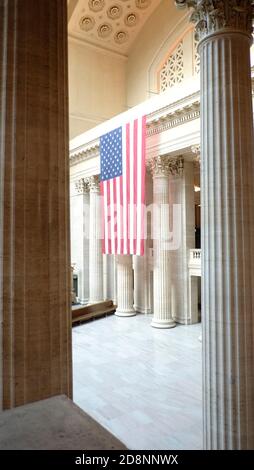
[189,249,201,272]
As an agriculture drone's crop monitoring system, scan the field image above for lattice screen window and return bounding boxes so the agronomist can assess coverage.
[194,32,200,75]
[159,41,184,92]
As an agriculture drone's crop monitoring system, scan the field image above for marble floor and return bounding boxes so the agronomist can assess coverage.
[72,314,203,450]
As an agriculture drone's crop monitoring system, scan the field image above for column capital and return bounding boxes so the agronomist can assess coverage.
[191,144,201,165]
[74,178,90,194]
[150,156,184,177]
[88,175,100,192]
[175,0,253,41]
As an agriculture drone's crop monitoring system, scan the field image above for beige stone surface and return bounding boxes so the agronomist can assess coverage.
[0,0,72,409]
[0,395,126,450]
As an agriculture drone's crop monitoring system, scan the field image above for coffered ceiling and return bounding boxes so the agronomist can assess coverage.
[68,0,162,56]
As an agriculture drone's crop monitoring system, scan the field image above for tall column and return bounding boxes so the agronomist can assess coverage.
[133,169,153,315]
[169,158,196,324]
[104,254,117,303]
[88,175,103,303]
[0,0,72,409]
[176,0,254,449]
[115,255,135,317]
[151,156,176,329]
[71,178,89,304]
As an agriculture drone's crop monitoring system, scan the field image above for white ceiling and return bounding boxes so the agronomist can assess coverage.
[68,0,162,56]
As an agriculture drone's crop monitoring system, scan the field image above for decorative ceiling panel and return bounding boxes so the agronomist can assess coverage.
[68,0,162,56]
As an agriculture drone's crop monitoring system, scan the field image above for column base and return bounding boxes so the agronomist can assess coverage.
[115,309,136,317]
[79,299,89,305]
[151,318,176,329]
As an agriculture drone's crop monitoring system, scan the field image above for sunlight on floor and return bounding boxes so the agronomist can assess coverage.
[73,314,202,450]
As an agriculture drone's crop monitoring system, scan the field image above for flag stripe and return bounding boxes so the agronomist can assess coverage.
[113,178,117,255]
[100,182,105,254]
[107,181,111,254]
[133,119,138,255]
[141,115,146,256]
[119,175,124,255]
[126,123,130,255]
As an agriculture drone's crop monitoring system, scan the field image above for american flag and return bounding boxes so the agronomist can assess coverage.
[100,115,146,256]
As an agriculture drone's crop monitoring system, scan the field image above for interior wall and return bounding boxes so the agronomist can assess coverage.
[68,39,127,139]
[126,0,188,108]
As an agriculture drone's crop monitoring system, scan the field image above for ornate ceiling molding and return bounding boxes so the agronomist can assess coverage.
[175,0,254,41]
[68,0,160,55]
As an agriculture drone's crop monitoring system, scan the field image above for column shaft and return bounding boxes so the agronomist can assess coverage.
[88,176,103,303]
[0,0,72,409]
[71,179,89,305]
[115,255,135,317]
[201,31,254,449]
[175,0,254,449]
[151,157,176,329]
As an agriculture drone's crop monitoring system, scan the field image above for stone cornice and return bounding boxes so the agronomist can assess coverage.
[70,140,99,167]
[70,91,201,167]
[175,1,254,40]
[146,98,200,137]
[70,77,254,167]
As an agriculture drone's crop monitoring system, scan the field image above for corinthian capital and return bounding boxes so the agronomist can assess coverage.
[150,156,184,177]
[175,0,254,40]
[88,175,100,192]
[75,178,89,194]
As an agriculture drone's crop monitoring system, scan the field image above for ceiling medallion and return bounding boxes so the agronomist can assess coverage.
[114,30,129,44]
[88,0,105,13]
[107,5,122,20]
[98,23,113,38]
[125,13,138,27]
[79,16,95,32]
[135,0,151,9]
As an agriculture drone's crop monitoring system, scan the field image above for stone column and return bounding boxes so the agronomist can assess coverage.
[176,0,254,449]
[133,169,153,315]
[104,254,117,303]
[0,0,72,409]
[150,156,176,329]
[88,175,103,303]
[71,178,90,304]
[169,158,196,324]
[115,255,135,317]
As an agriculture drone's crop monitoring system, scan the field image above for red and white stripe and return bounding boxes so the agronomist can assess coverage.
[100,115,146,256]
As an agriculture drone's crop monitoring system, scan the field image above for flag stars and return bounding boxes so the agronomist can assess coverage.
[100,126,123,182]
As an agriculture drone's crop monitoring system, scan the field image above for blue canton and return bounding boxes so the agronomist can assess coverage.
[100,127,123,181]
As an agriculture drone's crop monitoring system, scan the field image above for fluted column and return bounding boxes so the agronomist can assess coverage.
[88,175,103,303]
[0,0,72,409]
[115,255,135,317]
[72,178,89,304]
[176,0,254,449]
[133,169,153,314]
[151,157,176,329]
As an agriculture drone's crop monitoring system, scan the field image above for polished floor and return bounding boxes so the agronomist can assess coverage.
[72,314,202,450]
